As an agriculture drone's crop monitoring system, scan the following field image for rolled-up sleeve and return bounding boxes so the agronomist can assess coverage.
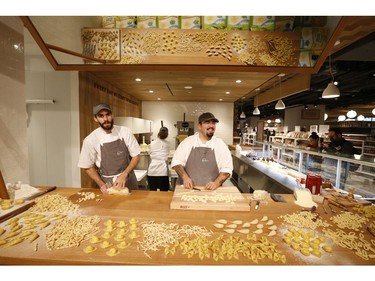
[215,139,233,177]
[78,138,96,169]
[171,140,189,168]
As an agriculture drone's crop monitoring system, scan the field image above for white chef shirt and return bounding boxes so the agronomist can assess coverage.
[78,125,141,169]
[171,133,233,177]
[147,138,170,176]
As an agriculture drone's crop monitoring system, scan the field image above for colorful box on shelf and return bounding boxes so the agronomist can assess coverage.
[137,16,157,29]
[180,16,201,29]
[249,16,275,31]
[115,16,136,28]
[157,16,180,29]
[226,16,250,30]
[295,27,329,50]
[102,16,116,28]
[202,16,227,30]
[275,16,295,32]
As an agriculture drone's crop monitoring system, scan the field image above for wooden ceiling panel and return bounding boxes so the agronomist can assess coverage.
[92,71,277,102]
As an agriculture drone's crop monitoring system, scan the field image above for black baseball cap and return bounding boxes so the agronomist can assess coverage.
[93,103,112,115]
[198,112,219,123]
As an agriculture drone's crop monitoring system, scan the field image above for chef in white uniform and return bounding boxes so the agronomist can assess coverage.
[147,127,170,191]
[78,103,140,192]
[171,112,233,190]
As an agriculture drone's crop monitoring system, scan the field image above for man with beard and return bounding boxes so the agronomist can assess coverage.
[78,103,140,192]
[171,112,233,190]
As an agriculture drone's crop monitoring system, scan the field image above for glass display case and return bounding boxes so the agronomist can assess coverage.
[258,141,375,199]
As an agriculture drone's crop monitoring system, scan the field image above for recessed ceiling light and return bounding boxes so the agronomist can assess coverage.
[135,78,141,82]
[225,91,230,95]
[219,99,223,101]
[157,98,161,101]
[333,81,338,85]
[184,86,192,89]
[149,90,154,93]
[334,40,341,46]
[241,97,246,99]
[235,80,242,83]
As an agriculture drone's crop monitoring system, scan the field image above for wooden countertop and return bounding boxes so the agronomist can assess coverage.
[0,187,374,265]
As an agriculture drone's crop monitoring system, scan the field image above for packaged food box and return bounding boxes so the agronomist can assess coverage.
[137,16,157,29]
[298,50,315,67]
[226,16,250,30]
[102,16,116,28]
[249,16,275,31]
[296,27,329,50]
[115,16,136,28]
[275,16,295,32]
[157,16,180,29]
[180,16,201,29]
[202,16,227,29]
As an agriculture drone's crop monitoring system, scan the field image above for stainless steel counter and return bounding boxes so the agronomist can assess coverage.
[231,151,302,194]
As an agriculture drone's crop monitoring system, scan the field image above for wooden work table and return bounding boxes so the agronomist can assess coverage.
[0,187,374,265]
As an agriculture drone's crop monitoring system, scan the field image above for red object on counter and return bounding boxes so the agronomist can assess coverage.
[305,173,322,195]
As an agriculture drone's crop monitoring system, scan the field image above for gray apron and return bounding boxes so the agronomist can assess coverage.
[177,147,219,186]
[99,138,138,190]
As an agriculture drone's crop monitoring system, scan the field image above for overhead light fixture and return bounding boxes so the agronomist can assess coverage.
[346,110,357,119]
[236,80,242,84]
[253,88,260,115]
[184,86,192,89]
[267,119,272,124]
[372,108,375,115]
[275,118,281,123]
[324,113,328,121]
[239,103,246,119]
[322,55,340,99]
[225,91,230,95]
[219,99,223,101]
[338,115,346,121]
[275,74,285,110]
[135,78,141,82]
[149,90,154,93]
[357,115,365,121]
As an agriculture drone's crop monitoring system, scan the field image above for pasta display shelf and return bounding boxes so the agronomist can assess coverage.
[257,141,375,198]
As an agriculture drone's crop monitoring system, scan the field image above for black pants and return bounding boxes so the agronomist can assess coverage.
[147,176,170,191]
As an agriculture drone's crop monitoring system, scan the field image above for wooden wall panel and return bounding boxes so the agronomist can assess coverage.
[79,72,141,188]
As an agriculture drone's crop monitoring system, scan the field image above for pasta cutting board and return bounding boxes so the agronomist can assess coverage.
[323,194,372,208]
[170,185,250,211]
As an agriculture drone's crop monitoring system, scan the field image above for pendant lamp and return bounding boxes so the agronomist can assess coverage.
[253,88,260,115]
[346,110,357,119]
[239,103,246,119]
[322,55,340,99]
[275,74,285,110]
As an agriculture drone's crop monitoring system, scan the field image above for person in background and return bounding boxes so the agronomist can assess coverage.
[307,132,320,150]
[171,112,233,190]
[305,132,322,172]
[325,128,355,155]
[78,103,140,193]
[147,127,170,191]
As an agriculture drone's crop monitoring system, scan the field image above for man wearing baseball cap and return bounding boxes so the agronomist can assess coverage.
[171,112,233,190]
[78,103,140,192]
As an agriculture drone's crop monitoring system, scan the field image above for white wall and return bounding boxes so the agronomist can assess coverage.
[284,104,326,131]
[142,101,234,149]
[25,50,80,187]
[0,17,29,184]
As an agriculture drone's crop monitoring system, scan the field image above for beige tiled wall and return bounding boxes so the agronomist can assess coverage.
[0,17,29,184]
